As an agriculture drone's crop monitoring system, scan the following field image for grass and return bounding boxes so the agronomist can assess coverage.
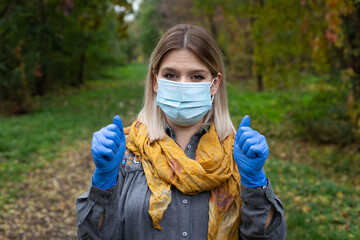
[227,82,298,134]
[0,63,147,189]
[267,159,359,239]
[1,63,359,239]
[228,80,360,182]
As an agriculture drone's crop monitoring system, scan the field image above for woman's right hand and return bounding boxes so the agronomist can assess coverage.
[91,115,126,189]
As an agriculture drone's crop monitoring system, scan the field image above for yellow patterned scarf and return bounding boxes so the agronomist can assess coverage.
[124,121,242,240]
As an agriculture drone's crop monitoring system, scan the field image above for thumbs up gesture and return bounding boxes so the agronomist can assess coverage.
[233,115,268,188]
[91,115,126,189]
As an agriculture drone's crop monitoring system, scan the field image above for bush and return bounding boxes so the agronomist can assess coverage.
[290,86,357,144]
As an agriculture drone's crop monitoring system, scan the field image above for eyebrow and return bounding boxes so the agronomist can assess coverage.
[160,67,209,75]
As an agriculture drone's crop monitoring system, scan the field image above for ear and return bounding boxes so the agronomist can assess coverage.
[211,72,222,96]
[152,70,158,93]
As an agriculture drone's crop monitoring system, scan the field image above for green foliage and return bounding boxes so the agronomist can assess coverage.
[228,76,359,177]
[289,76,356,144]
[0,64,147,188]
[134,0,196,59]
[0,0,132,115]
[85,15,129,79]
[134,0,360,137]
[135,0,161,58]
[191,0,311,88]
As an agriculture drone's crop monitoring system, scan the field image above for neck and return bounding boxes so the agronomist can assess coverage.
[166,118,204,151]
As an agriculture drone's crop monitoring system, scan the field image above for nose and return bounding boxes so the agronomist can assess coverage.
[179,76,188,83]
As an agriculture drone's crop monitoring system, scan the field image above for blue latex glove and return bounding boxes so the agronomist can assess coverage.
[233,115,268,188]
[91,115,126,190]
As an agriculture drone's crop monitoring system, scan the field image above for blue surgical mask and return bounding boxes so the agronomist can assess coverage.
[156,78,215,126]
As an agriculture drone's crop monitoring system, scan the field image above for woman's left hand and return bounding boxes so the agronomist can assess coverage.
[233,115,268,188]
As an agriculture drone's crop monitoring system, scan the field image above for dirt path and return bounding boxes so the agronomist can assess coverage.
[0,141,94,239]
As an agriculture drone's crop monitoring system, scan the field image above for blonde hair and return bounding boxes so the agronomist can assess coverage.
[137,24,235,142]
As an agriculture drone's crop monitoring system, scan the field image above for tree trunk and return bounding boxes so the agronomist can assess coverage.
[257,74,264,92]
[345,1,360,135]
[35,0,48,96]
[350,2,360,100]
[255,0,265,92]
[2,0,18,20]
[207,4,218,39]
[77,36,89,86]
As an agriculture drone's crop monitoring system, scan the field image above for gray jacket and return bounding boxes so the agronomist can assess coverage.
[76,126,286,239]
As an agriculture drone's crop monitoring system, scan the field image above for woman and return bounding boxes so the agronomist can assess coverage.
[76,24,286,239]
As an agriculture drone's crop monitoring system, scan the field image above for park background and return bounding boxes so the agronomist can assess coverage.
[0,0,359,239]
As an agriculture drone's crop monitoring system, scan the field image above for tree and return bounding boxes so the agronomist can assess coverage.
[339,1,360,135]
[135,0,197,59]
[135,0,161,58]
[299,0,359,135]
[0,0,132,115]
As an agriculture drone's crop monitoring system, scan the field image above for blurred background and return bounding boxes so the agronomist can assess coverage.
[0,0,359,239]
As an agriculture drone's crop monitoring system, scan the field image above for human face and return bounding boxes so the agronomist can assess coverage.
[153,49,221,96]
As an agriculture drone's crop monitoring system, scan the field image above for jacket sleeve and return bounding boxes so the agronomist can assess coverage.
[239,179,287,240]
[76,170,124,240]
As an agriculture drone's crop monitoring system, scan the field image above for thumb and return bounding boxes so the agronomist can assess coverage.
[113,115,124,129]
[239,115,250,128]
[235,115,251,143]
[113,115,125,140]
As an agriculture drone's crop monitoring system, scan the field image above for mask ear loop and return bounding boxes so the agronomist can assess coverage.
[210,78,216,103]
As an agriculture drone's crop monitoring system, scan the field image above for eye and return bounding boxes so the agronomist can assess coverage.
[192,74,205,81]
[164,73,177,80]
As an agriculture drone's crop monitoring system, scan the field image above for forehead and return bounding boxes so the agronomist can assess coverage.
[159,49,210,72]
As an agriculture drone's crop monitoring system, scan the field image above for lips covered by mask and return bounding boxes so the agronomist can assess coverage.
[156,78,214,126]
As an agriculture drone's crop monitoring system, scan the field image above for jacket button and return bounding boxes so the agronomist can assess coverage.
[182,231,188,237]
